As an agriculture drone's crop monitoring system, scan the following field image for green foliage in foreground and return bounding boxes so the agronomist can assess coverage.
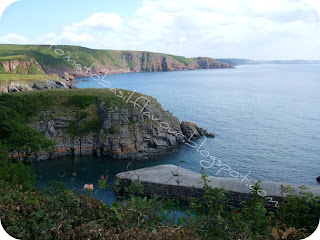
[0,156,319,240]
[0,94,55,160]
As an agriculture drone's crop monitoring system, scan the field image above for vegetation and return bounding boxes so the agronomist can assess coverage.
[108,126,119,134]
[0,158,319,240]
[0,54,28,61]
[0,88,154,116]
[166,54,193,65]
[0,89,318,239]
[0,88,155,151]
[0,44,229,75]
[0,94,55,160]
[0,74,59,83]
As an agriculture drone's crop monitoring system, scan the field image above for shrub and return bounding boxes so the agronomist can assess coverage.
[108,126,119,134]
[66,95,96,109]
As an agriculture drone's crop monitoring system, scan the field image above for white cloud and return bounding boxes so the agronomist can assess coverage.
[64,12,122,32]
[0,33,28,44]
[119,0,320,59]
[0,0,320,59]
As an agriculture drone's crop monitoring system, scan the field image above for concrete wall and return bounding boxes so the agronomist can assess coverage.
[115,164,320,210]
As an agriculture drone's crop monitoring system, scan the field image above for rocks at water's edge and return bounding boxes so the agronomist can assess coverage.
[181,121,215,139]
[317,176,320,182]
[30,96,213,161]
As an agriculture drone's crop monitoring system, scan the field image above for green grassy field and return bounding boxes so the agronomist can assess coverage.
[0,54,28,61]
[0,73,59,82]
[0,44,224,73]
[1,88,159,124]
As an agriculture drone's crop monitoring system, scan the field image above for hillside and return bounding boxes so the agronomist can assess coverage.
[1,88,211,160]
[0,45,233,78]
[0,73,76,93]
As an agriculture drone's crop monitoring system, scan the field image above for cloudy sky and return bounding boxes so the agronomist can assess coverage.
[0,0,319,60]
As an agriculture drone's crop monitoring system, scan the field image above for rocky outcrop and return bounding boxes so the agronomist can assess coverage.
[29,94,210,161]
[181,121,215,139]
[66,53,234,77]
[0,78,76,93]
[0,58,44,74]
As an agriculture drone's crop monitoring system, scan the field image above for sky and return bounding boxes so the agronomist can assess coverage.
[0,0,320,60]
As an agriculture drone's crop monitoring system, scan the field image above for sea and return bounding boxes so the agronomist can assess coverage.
[32,64,320,204]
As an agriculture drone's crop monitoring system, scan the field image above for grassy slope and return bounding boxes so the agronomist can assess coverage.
[7,88,157,116]
[0,73,59,82]
[0,44,223,72]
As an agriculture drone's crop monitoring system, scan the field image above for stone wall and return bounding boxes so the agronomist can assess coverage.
[115,165,320,211]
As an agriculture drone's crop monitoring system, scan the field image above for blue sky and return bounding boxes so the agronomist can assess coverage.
[0,0,320,60]
[0,0,141,38]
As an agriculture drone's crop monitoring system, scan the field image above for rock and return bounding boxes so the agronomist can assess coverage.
[180,121,214,140]
[29,98,213,161]
[317,176,320,182]
[206,132,215,138]
[0,58,45,74]
[62,72,69,80]
[0,78,76,93]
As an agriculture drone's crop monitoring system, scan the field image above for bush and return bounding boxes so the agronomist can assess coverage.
[66,118,100,138]
[66,95,96,109]
[108,126,119,134]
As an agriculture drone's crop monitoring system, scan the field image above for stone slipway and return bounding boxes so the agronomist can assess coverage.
[115,164,320,208]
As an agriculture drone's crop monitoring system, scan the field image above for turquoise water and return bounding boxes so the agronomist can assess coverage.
[32,64,320,203]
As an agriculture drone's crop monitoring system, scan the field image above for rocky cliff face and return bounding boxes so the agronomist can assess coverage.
[0,78,76,93]
[29,91,212,160]
[0,45,233,79]
[0,58,44,74]
[67,52,233,77]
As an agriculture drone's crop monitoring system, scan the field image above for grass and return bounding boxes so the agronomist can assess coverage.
[0,88,161,139]
[7,88,157,113]
[0,74,59,82]
[167,54,193,65]
[0,44,227,73]
[0,55,28,61]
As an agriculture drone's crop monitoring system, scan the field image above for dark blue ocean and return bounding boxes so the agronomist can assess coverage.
[32,64,320,204]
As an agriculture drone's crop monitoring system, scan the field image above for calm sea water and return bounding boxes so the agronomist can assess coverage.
[32,64,320,203]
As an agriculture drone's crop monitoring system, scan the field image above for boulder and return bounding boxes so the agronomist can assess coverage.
[317,176,320,182]
[180,121,215,140]
[62,72,69,80]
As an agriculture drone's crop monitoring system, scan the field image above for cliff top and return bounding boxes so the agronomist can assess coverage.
[0,44,232,77]
[2,88,161,120]
[0,73,60,83]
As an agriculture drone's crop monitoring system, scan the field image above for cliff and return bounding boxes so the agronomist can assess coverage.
[5,89,213,160]
[0,74,76,93]
[0,45,233,78]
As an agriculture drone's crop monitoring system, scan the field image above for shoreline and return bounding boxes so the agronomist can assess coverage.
[71,66,236,79]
